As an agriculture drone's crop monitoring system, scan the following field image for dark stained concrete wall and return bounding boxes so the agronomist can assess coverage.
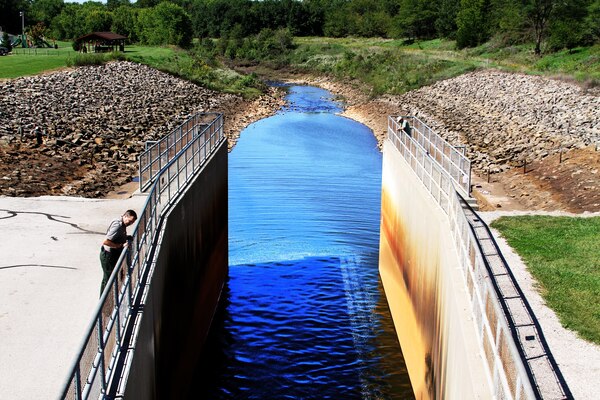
[379,140,492,399]
[123,142,228,399]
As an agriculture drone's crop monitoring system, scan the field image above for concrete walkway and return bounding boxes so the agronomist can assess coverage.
[481,210,600,400]
[0,193,147,400]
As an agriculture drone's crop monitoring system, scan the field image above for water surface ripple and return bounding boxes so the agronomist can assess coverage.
[193,86,413,399]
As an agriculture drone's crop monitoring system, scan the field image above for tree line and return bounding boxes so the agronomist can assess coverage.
[1,0,599,53]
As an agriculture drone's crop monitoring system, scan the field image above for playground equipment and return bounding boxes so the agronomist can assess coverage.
[34,38,54,48]
[11,36,22,48]
[8,33,26,48]
[7,33,55,49]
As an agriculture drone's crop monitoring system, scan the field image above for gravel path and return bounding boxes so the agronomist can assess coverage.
[480,210,600,399]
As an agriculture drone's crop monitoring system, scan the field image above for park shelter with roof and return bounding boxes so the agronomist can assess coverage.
[76,32,127,53]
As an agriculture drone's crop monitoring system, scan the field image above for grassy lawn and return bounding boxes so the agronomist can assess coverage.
[491,215,600,345]
[0,53,71,79]
[0,40,75,78]
[121,44,178,67]
[0,43,180,79]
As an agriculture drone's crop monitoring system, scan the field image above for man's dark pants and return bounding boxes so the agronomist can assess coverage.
[99,247,121,295]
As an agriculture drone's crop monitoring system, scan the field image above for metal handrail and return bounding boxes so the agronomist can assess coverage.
[60,113,224,400]
[389,116,471,197]
[460,197,573,399]
[138,112,223,192]
[386,116,570,399]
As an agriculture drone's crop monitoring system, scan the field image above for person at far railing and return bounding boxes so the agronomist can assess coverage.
[395,116,411,137]
[402,119,411,137]
[396,116,404,130]
[99,210,137,295]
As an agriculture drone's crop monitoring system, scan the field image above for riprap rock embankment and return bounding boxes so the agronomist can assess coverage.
[382,70,600,173]
[0,61,283,197]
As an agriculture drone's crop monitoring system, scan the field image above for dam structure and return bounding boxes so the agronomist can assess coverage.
[60,112,228,399]
[379,116,572,399]
[59,101,571,399]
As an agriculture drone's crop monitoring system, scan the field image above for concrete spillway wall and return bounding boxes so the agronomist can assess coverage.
[379,139,493,399]
[378,119,574,399]
[123,141,228,399]
[380,117,573,400]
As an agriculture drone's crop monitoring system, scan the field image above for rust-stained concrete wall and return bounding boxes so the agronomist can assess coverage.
[123,142,228,399]
[379,140,492,399]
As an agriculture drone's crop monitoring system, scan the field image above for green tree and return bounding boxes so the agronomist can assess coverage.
[2,32,13,51]
[30,0,64,28]
[547,0,592,51]
[29,21,48,43]
[225,23,244,57]
[292,0,324,36]
[548,19,584,52]
[0,0,30,34]
[136,0,160,8]
[190,0,210,37]
[111,5,137,41]
[488,0,528,45]
[527,0,556,55]
[189,0,254,38]
[51,3,86,40]
[393,0,439,40]
[84,9,113,33]
[436,0,460,38]
[106,0,131,11]
[357,11,391,37]
[137,8,155,44]
[254,0,287,32]
[230,27,294,60]
[456,0,491,48]
[323,8,353,37]
[586,0,600,41]
[137,2,192,48]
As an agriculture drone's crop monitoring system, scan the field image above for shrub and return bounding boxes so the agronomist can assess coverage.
[2,32,12,52]
[66,52,125,67]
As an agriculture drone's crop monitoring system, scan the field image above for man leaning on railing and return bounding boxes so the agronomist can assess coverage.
[395,116,412,137]
[99,210,137,295]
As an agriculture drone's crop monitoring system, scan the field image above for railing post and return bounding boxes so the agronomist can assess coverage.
[96,314,107,395]
[467,162,472,194]
[128,246,134,305]
[179,153,183,190]
[74,367,82,400]
[167,161,172,201]
[179,126,183,153]
[114,276,122,346]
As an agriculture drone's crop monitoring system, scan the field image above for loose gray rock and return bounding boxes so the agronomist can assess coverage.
[382,70,600,173]
[0,61,240,197]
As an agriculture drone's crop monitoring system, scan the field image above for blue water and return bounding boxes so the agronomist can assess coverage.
[193,86,413,399]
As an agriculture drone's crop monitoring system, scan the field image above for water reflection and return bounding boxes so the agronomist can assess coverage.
[192,85,414,399]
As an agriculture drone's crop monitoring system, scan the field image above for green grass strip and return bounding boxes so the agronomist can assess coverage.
[0,49,74,79]
[491,215,600,345]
